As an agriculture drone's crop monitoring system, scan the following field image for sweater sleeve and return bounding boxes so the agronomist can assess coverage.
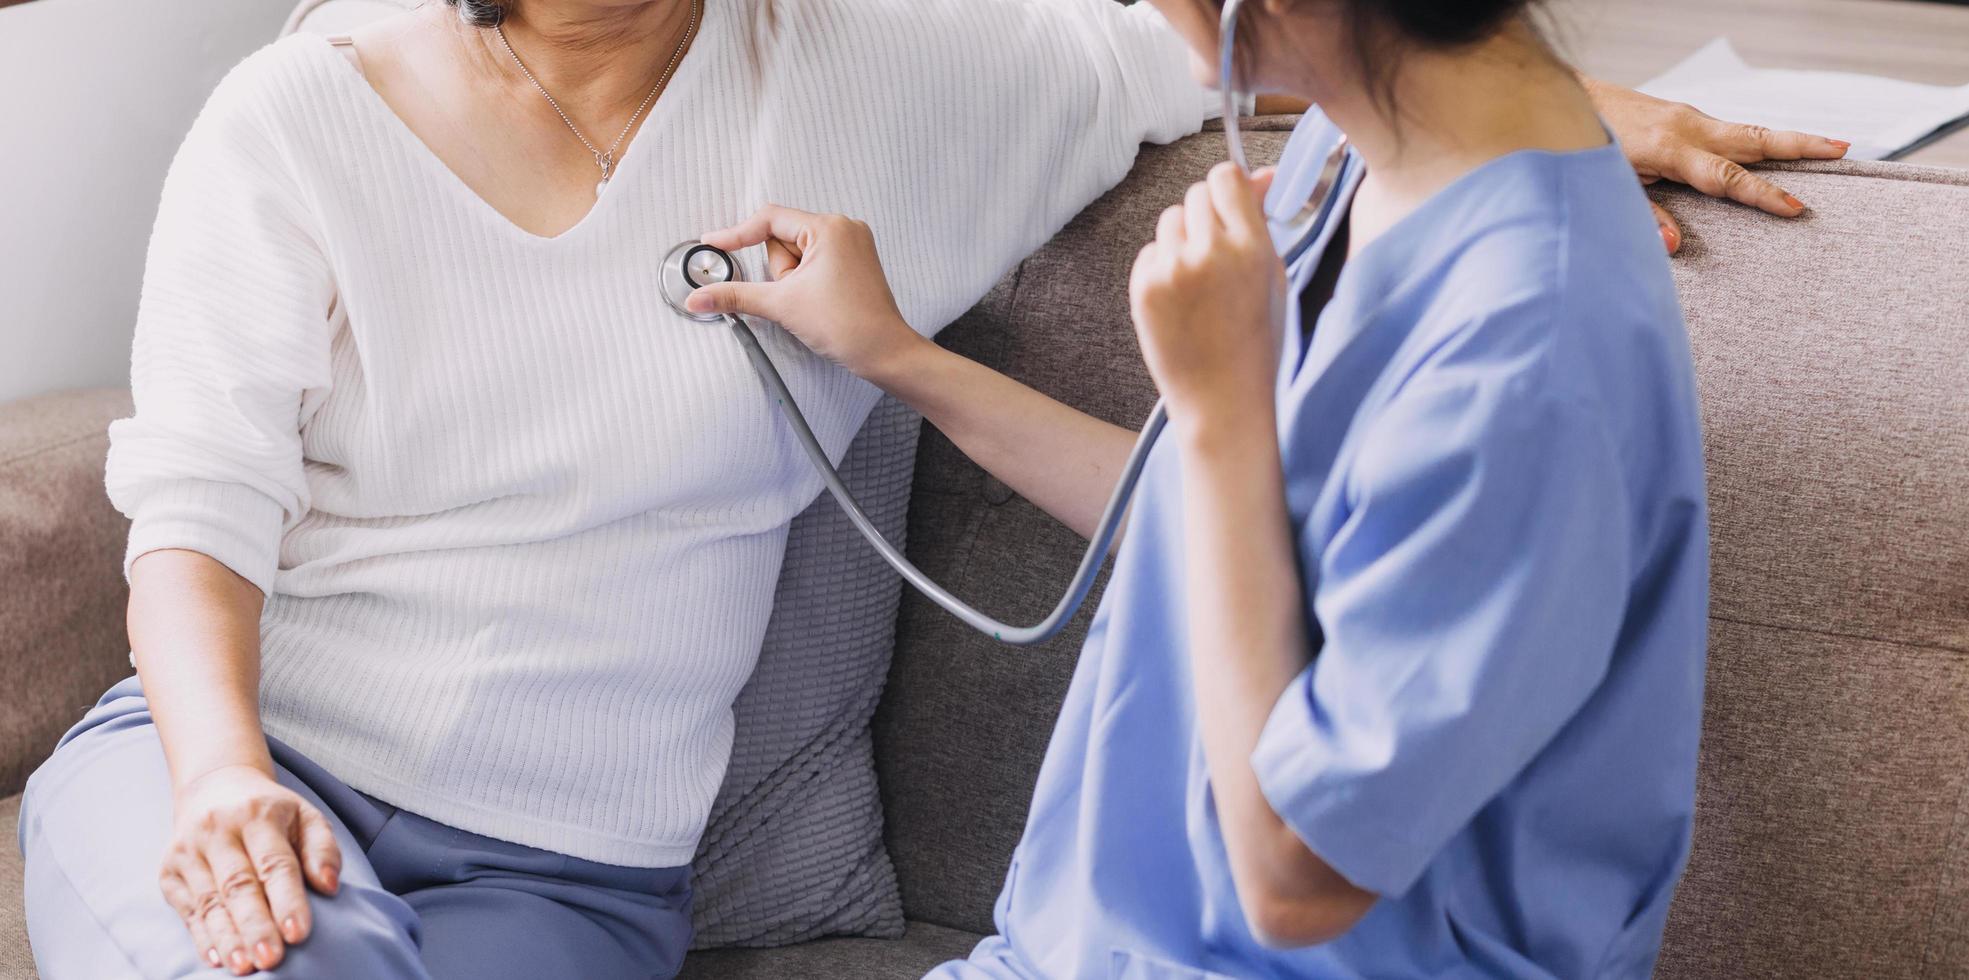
[1040,0,1219,146]
[936,0,1215,272]
[760,0,1214,334]
[104,51,336,595]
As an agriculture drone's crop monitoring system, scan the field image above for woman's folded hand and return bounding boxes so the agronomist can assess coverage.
[688,206,929,384]
[160,763,343,976]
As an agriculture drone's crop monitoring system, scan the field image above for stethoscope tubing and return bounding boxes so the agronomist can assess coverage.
[1221,0,1348,268]
[711,0,1343,645]
[723,313,1167,646]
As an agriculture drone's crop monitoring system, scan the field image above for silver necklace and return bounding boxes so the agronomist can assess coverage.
[494,0,700,198]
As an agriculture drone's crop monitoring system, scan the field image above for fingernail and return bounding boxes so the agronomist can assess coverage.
[1660,225,1680,252]
[1826,138,1851,149]
[1782,193,1806,212]
[206,948,222,967]
[323,866,339,893]
[256,941,274,964]
[283,917,300,942]
[229,948,251,972]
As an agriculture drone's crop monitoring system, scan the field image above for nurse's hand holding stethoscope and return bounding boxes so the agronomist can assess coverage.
[686,206,928,381]
[692,161,1294,439]
[1129,161,1287,436]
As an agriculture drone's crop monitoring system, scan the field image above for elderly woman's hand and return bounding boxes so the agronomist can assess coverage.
[161,763,342,975]
[1584,77,1850,253]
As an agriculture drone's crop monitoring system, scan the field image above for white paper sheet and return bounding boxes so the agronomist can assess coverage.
[1639,38,1969,161]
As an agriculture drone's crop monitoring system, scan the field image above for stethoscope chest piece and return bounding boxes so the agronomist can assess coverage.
[660,240,740,322]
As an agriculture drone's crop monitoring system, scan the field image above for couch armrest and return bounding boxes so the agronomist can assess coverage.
[0,388,134,796]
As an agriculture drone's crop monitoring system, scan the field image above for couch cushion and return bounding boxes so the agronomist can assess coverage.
[1647,161,1969,978]
[677,920,981,980]
[0,389,135,799]
[875,121,1294,935]
[689,396,916,946]
[1663,161,1969,654]
[281,0,911,946]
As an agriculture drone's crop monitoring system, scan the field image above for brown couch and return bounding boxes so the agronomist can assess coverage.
[4,125,1968,977]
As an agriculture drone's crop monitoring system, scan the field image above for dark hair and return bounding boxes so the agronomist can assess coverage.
[1364,0,1532,47]
[1221,0,1541,113]
[440,0,506,28]
[1351,0,1542,111]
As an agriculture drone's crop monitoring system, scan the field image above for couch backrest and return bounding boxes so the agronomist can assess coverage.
[876,141,1969,978]
[1646,162,1969,979]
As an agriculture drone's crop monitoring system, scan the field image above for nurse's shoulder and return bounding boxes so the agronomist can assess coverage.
[1404,145,1691,414]
[1358,144,1701,531]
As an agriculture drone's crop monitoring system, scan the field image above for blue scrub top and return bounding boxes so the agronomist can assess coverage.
[932,112,1711,980]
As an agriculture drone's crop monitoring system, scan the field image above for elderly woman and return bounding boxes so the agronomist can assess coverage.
[17,0,1842,977]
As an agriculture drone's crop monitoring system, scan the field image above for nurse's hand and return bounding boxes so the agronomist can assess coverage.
[687,205,928,382]
[161,763,342,975]
[1129,162,1286,436]
[1585,77,1850,253]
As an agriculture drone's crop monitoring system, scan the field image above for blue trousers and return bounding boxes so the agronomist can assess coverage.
[18,677,692,979]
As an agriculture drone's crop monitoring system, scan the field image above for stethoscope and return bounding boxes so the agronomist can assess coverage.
[657,0,1349,645]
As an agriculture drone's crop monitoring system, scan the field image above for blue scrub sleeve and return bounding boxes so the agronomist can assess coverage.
[1250,371,1632,898]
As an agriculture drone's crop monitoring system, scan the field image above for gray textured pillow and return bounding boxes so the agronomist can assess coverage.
[688,394,917,947]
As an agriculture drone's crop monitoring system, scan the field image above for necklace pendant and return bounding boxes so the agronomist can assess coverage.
[595,153,614,199]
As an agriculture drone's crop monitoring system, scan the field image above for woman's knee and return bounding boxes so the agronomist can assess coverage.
[254,884,427,980]
[24,676,161,803]
[21,687,174,847]
[26,847,426,980]
[21,679,422,978]
[19,702,185,977]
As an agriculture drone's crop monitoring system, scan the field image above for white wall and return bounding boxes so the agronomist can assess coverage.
[0,0,293,403]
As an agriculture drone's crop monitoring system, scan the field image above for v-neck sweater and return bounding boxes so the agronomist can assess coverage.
[104,0,1208,866]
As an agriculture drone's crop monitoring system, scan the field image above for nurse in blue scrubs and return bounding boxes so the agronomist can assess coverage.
[689,0,1716,975]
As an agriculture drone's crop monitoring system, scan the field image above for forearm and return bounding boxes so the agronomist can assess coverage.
[1180,416,1313,869]
[868,337,1137,542]
[1178,414,1371,944]
[128,549,273,791]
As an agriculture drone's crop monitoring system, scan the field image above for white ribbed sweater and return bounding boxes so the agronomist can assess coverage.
[106,0,1207,865]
